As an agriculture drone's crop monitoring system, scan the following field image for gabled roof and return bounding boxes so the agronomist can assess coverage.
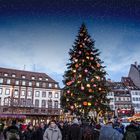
[122,77,139,90]
[0,67,57,83]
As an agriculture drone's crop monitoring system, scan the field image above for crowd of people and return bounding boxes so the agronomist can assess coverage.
[0,117,140,140]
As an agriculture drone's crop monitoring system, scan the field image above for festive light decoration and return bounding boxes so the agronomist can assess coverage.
[89,89,93,92]
[74,59,78,62]
[84,69,88,73]
[99,88,102,91]
[73,69,76,73]
[75,64,79,68]
[97,63,100,67]
[81,86,85,90]
[70,105,74,110]
[67,90,70,94]
[61,23,110,118]
[88,102,91,106]
[86,84,90,88]
[83,101,88,106]
[66,81,72,86]
[90,57,94,60]
[78,51,82,54]
[93,84,96,87]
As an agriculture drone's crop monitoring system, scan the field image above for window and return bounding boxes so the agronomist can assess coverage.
[22,75,25,79]
[32,76,35,80]
[28,91,32,97]
[12,74,16,77]
[15,80,19,85]
[48,100,52,108]
[39,77,42,80]
[14,90,18,96]
[36,82,39,87]
[5,89,10,95]
[4,98,9,105]
[48,92,52,98]
[29,82,32,86]
[7,79,11,84]
[35,91,40,97]
[55,92,59,98]
[54,101,58,108]
[21,90,25,96]
[42,91,46,97]
[41,100,46,107]
[133,97,136,101]
[127,97,130,101]
[0,88,2,94]
[22,81,26,86]
[26,99,32,106]
[55,84,58,88]
[0,78,3,83]
[49,83,52,88]
[35,99,39,107]
[20,98,26,106]
[4,73,8,76]
[42,83,46,88]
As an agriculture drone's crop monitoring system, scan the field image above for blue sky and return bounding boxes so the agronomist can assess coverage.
[0,0,140,87]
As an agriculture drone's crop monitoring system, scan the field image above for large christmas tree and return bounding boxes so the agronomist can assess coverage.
[61,24,110,118]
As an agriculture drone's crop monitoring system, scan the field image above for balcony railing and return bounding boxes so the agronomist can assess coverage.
[0,106,61,116]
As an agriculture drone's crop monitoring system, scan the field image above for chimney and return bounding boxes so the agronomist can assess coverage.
[134,61,138,67]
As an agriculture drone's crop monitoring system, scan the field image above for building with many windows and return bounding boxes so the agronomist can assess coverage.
[107,81,133,117]
[0,67,61,122]
[122,77,140,114]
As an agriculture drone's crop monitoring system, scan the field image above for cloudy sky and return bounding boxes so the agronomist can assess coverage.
[0,0,140,87]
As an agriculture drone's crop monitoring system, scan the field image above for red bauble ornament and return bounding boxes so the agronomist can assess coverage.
[75,64,79,68]
[66,81,72,86]
[83,101,88,106]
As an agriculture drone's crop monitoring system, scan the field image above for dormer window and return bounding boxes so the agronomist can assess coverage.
[12,74,16,77]
[22,75,25,79]
[4,73,8,76]
[7,79,11,84]
[49,83,52,88]
[55,84,58,88]
[36,82,39,87]
[0,78,3,83]
[39,77,42,80]
[32,76,35,80]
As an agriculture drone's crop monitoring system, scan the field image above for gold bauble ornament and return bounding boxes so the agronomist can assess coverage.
[86,84,90,88]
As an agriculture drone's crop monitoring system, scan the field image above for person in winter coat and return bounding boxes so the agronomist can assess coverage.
[99,121,123,140]
[3,120,20,140]
[24,124,35,140]
[43,120,62,140]
[68,118,82,140]
[34,122,46,140]
[58,121,67,140]
[123,121,140,140]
